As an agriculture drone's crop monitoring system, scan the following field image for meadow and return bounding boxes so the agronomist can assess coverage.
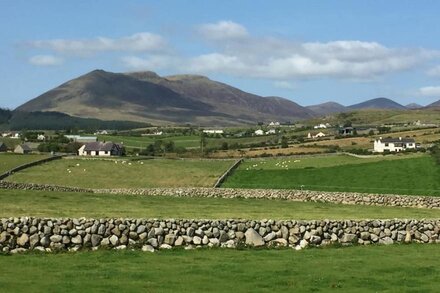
[0,153,49,174]
[0,245,439,292]
[1,189,439,219]
[223,155,440,196]
[5,158,233,188]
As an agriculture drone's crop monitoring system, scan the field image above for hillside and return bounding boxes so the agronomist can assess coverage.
[426,99,440,108]
[17,70,315,126]
[348,98,406,110]
[405,103,423,109]
[306,101,347,115]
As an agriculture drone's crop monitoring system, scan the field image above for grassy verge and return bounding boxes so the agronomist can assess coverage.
[223,156,440,196]
[1,189,439,219]
[0,245,439,292]
[0,153,50,174]
[5,158,233,188]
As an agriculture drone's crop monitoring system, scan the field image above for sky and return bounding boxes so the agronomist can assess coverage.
[2,0,440,109]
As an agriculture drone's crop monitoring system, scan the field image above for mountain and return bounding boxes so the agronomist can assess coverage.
[425,99,440,108]
[306,101,347,115]
[347,97,406,110]
[17,70,315,126]
[405,103,423,109]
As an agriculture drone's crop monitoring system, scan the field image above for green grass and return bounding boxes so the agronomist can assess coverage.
[224,155,440,196]
[0,153,49,174]
[6,158,233,188]
[1,245,439,292]
[98,134,201,149]
[1,189,439,219]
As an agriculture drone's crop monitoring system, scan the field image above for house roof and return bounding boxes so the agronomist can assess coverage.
[83,141,120,152]
[379,137,415,143]
[18,144,32,151]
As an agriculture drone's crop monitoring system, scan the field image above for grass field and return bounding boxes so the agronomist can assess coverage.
[5,158,233,188]
[1,245,439,292]
[1,189,439,219]
[223,155,440,196]
[98,134,201,149]
[0,153,49,174]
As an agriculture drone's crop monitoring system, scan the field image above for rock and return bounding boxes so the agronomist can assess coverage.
[272,238,288,247]
[404,231,412,243]
[202,235,209,245]
[91,234,102,247]
[299,239,308,249]
[193,236,202,245]
[310,235,321,245]
[264,232,276,242]
[147,238,158,248]
[340,234,358,243]
[109,235,119,246]
[101,237,110,246]
[245,228,265,247]
[17,234,29,247]
[49,235,62,243]
[225,240,236,248]
[160,244,172,250]
[370,234,379,242]
[164,234,176,245]
[142,245,155,252]
[115,245,127,250]
[288,234,300,244]
[40,236,50,247]
[174,236,184,246]
[219,231,229,243]
[360,232,370,240]
[154,227,164,236]
[209,238,220,246]
[420,233,429,243]
[379,237,394,245]
[29,234,40,248]
[11,248,27,254]
[71,235,82,244]
[0,231,8,243]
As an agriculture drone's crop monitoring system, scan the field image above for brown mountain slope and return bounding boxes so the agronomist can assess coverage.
[17,70,314,125]
[306,101,347,115]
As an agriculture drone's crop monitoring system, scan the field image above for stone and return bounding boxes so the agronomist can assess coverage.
[404,231,412,243]
[174,236,184,246]
[40,236,50,247]
[272,238,288,247]
[109,235,119,246]
[71,235,82,244]
[147,238,158,248]
[370,234,379,242]
[91,234,102,247]
[379,237,394,245]
[264,232,276,242]
[17,234,29,247]
[193,236,202,245]
[164,234,176,245]
[160,244,172,250]
[202,235,209,245]
[0,231,8,243]
[420,233,429,243]
[154,227,164,236]
[310,235,321,245]
[209,238,220,246]
[101,237,110,246]
[29,234,40,248]
[340,234,358,243]
[299,239,308,248]
[50,235,62,243]
[142,245,155,252]
[115,245,127,250]
[244,228,265,247]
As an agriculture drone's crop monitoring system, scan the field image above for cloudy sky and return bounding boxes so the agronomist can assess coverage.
[2,0,440,109]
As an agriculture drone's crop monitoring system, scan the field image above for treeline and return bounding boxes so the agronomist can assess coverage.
[0,108,150,131]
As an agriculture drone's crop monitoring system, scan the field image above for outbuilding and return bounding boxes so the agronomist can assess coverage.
[14,144,32,154]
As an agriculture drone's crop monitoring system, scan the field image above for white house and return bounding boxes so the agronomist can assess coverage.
[313,132,326,138]
[268,121,280,126]
[78,142,123,156]
[203,130,224,134]
[37,134,46,141]
[265,129,276,135]
[314,124,327,129]
[374,137,416,153]
[254,129,264,136]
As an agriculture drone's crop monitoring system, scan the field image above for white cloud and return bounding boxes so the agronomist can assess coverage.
[419,86,440,96]
[427,65,440,77]
[29,32,167,55]
[29,55,63,66]
[197,20,248,41]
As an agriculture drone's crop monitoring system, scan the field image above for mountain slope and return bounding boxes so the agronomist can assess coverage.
[426,99,440,108]
[405,103,423,109]
[306,101,347,115]
[348,97,406,110]
[17,70,314,125]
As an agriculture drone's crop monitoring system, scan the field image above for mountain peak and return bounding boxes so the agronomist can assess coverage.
[348,97,406,110]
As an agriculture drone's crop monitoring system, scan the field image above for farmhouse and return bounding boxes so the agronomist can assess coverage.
[374,137,416,153]
[14,144,32,154]
[254,129,264,136]
[314,124,327,129]
[0,142,7,152]
[78,141,123,156]
[203,129,224,134]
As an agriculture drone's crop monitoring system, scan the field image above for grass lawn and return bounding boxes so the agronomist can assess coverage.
[98,134,201,149]
[0,245,439,292]
[1,189,439,219]
[0,153,49,174]
[5,158,233,188]
[223,155,440,196]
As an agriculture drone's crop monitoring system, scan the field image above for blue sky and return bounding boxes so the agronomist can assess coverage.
[2,0,440,109]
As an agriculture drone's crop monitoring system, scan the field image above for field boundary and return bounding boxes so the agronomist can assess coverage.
[0,155,65,180]
[213,158,243,188]
[1,181,439,209]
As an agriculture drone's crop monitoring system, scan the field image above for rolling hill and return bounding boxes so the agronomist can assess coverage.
[306,101,347,115]
[17,70,315,125]
[348,97,406,110]
[426,99,440,108]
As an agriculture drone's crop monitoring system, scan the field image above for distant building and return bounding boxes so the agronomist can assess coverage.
[254,129,264,136]
[339,127,354,136]
[14,144,32,154]
[37,134,46,141]
[374,137,416,153]
[94,130,109,135]
[0,142,7,152]
[203,130,224,134]
[265,129,276,135]
[268,121,280,126]
[65,135,98,143]
[314,124,327,129]
[313,132,326,138]
[78,142,123,156]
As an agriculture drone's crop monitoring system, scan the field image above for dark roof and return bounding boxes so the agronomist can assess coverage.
[379,137,415,143]
[18,144,32,151]
[83,141,120,152]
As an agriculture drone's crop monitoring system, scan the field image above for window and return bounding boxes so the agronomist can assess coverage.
[385,143,389,147]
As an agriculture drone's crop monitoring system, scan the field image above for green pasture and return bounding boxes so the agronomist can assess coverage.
[5,158,233,188]
[1,245,439,292]
[0,153,49,174]
[1,189,438,219]
[223,155,440,196]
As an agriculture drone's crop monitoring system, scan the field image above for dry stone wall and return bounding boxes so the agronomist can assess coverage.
[1,217,439,253]
[1,181,440,209]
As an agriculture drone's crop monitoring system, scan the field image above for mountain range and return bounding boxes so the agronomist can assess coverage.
[15,69,440,125]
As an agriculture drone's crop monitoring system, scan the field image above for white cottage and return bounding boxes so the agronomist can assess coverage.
[374,137,416,153]
[78,142,123,156]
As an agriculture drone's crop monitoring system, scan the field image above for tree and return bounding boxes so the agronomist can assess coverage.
[280,136,289,148]
[200,132,207,155]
